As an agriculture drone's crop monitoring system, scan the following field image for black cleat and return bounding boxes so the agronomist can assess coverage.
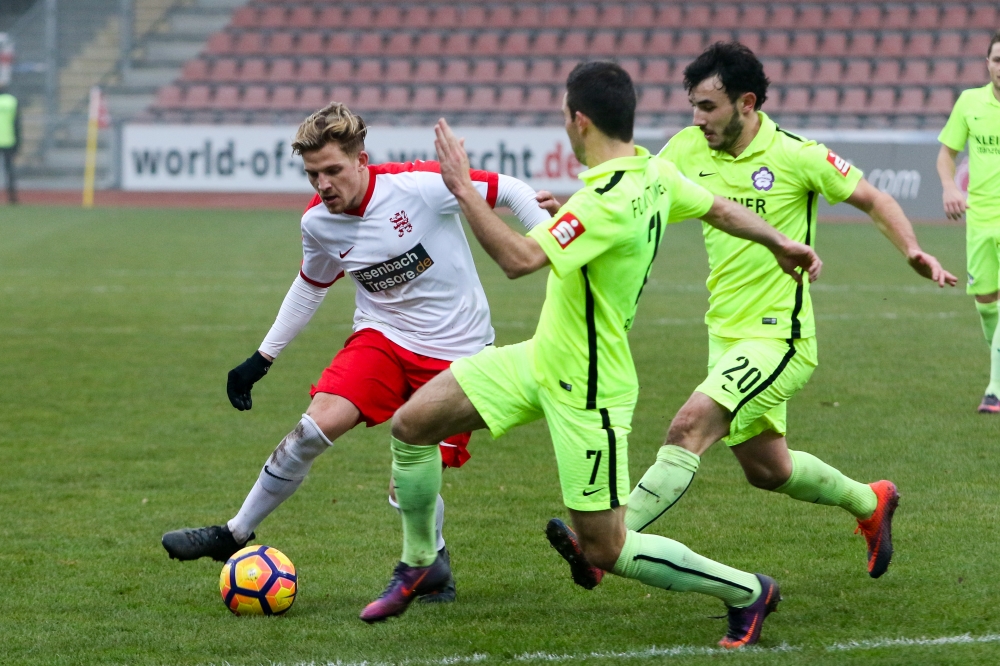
[418,546,456,603]
[161,525,254,562]
[545,518,604,590]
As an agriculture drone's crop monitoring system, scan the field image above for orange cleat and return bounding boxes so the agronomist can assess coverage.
[855,480,900,578]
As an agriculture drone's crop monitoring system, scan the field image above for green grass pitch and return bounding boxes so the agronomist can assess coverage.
[1,205,998,665]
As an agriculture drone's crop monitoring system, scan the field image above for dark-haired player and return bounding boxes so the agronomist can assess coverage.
[361,62,822,649]
[160,103,554,603]
[550,43,956,591]
[937,30,1000,413]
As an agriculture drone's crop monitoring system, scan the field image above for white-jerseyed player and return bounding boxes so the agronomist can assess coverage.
[161,103,553,602]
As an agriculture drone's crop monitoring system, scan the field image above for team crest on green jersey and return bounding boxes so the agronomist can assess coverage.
[752,167,774,191]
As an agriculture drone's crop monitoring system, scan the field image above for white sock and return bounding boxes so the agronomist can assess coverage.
[228,414,332,542]
[389,492,446,551]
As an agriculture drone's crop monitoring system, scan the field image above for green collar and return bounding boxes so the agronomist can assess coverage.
[710,112,776,162]
[579,145,651,182]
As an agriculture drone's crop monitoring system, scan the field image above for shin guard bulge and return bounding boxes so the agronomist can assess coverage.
[774,450,877,519]
[625,445,700,532]
[228,414,333,542]
[391,436,441,567]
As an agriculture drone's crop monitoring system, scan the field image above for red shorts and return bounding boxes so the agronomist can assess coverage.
[311,328,472,468]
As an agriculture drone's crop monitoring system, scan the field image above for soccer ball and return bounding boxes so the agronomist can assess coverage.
[219,545,297,616]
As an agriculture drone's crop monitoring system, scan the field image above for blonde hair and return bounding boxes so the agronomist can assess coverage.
[292,102,367,156]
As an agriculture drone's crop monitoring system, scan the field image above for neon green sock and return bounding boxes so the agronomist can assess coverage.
[625,445,700,532]
[390,436,441,567]
[613,530,761,608]
[978,301,1000,396]
[775,450,877,519]
[975,300,999,343]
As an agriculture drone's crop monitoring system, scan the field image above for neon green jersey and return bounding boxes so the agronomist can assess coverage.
[527,146,714,408]
[939,84,1000,226]
[659,112,862,340]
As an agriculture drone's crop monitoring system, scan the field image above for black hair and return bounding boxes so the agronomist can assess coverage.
[565,61,636,142]
[990,30,1000,57]
[683,41,769,110]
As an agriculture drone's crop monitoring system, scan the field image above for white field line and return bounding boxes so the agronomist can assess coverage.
[205,632,1000,666]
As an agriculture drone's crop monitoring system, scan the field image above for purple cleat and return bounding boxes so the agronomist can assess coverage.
[718,574,781,649]
[978,394,999,414]
[545,518,604,590]
[359,552,453,623]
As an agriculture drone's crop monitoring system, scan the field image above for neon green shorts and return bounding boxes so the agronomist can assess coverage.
[451,340,634,511]
[966,222,1000,295]
[695,335,818,446]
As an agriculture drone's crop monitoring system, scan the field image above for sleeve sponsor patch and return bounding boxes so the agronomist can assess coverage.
[548,212,586,249]
[826,150,851,176]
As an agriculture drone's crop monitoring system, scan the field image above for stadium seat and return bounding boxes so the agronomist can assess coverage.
[533,30,562,57]
[712,5,739,28]
[356,33,384,56]
[574,4,601,28]
[879,33,905,58]
[204,32,234,55]
[233,32,265,56]
[895,88,925,114]
[259,6,287,29]
[211,58,239,82]
[674,31,705,56]
[353,86,382,111]
[518,5,544,27]
[770,5,797,29]
[735,30,763,53]
[783,60,813,85]
[385,60,413,84]
[382,86,411,112]
[619,31,646,56]
[416,60,445,83]
[459,6,487,28]
[856,6,883,28]
[589,31,617,56]
[780,87,811,113]
[434,6,460,29]
[640,59,671,84]
[500,60,528,84]
[654,4,681,27]
[868,88,896,114]
[636,86,666,113]
[930,60,959,85]
[600,4,627,28]
[268,58,297,83]
[385,33,414,56]
[826,6,855,29]
[209,84,240,110]
[470,60,499,83]
[411,86,441,112]
[817,32,846,57]
[562,31,590,56]
[739,5,768,29]
[487,5,516,29]
[935,33,963,58]
[707,31,733,49]
[915,4,944,29]
[908,33,934,58]
[443,32,473,57]
[230,6,256,29]
[375,6,403,29]
[926,88,955,115]
[475,32,503,55]
[967,33,992,56]
[850,33,878,57]
[154,84,183,109]
[345,6,375,29]
[883,5,912,29]
[413,32,442,56]
[617,58,642,83]
[327,59,352,82]
[796,6,824,29]
[761,32,791,57]
[181,59,209,81]
[814,61,843,85]
[406,5,432,29]
[238,58,267,83]
[872,60,901,84]
[530,59,560,84]
[760,58,785,83]
[647,31,673,55]
[665,86,692,113]
[356,59,382,83]
[939,6,968,29]
[901,60,930,83]
[288,5,315,29]
[467,87,497,112]
[497,86,525,111]
[810,88,839,113]
[843,60,872,85]
[316,6,345,29]
[327,85,354,108]
[298,86,330,113]
[269,32,296,57]
[839,88,869,115]
[243,85,271,111]
[970,6,998,27]
[439,86,468,111]
[959,59,987,85]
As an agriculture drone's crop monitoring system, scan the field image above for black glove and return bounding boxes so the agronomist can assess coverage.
[227,351,272,411]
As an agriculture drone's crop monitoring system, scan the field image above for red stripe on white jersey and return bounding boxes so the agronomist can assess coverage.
[299,268,342,288]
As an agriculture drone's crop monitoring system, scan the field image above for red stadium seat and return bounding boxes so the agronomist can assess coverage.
[230,6,256,28]
[940,5,968,29]
[475,32,502,55]
[353,86,382,111]
[855,6,883,28]
[850,33,877,57]
[406,5,432,29]
[413,32,443,55]
[842,60,872,85]
[760,32,791,57]
[759,58,784,83]
[780,88,811,113]
[895,88,925,113]
[382,86,411,111]
[970,6,998,28]
[907,34,933,58]
[533,30,561,57]
[636,86,666,113]
[530,59,560,84]
[524,86,555,112]
[355,59,382,83]
[180,59,209,81]
[298,86,330,112]
[655,4,681,28]
[562,31,590,56]
[288,6,315,29]
[374,6,403,29]
[243,85,270,111]
[154,84,183,108]
[901,60,930,83]
[674,31,705,56]
[967,33,993,58]
[316,6,345,29]
[238,58,267,83]
[356,33,385,56]
[712,5,739,28]
[518,5,544,27]
[232,32,264,56]
[683,4,711,28]
[600,4,627,28]
[883,5,911,29]
[796,6,824,29]
[442,59,470,82]
[504,32,531,57]
[385,33,414,56]
[640,59,671,84]
[259,6,287,29]
[816,32,844,57]
[739,5,767,28]
[385,60,412,84]
[470,60,499,82]
[574,4,601,28]
[617,58,642,83]
[439,86,468,111]
[211,58,239,82]
[959,59,987,85]
[204,32,233,55]
[839,88,869,114]
[268,58,296,83]
[935,33,963,58]
[810,88,840,113]
[467,86,497,111]
[415,59,444,83]
[344,6,374,29]
[926,88,955,115]
[647,31,673,55]
[632,4,656,27]
[500,60,528,83]
[267,32,295,57]
[825,6,854,29]
[878,33,904,58]
[665,86,692,113]
[433,5,460,28]
[814,61,842,84]
[707,31,732,49]
[327,59,352,82]
[411,86,440,112]
[459,6,487,28]
[913,6,943,29]
[769,5,797,29]
[619,31,646,56]
[783,60,814,85]
[497,86,525,111]
[210,84,240,110]
[306,32,337,55]
[487,5,516,29]
[871,60,901,85]
[868,88,896,114]
[589,31,617,56]
[735,30,763,53]
[268,84,296,112]
[443,32,473,57]
[327,85,354,108]
[929,60,959,85]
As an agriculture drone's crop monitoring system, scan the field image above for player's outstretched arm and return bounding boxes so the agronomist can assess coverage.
[846,178,958,288]
[936,145,968,221]
[434,119,549,278]
[702,195,822,284]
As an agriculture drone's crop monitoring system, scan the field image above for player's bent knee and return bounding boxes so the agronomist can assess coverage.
[974,291,1000,304]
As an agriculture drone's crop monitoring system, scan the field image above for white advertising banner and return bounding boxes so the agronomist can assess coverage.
[123,124,585,193]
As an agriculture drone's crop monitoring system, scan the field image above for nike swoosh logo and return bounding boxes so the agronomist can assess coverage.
[339,246,355,258]
[699,171,717,177]
[582,488,605,496]
[721,385,734,395]
[400,569,430,597]
[637,483,660,498]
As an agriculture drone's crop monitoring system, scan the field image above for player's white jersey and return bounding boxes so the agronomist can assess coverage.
[299,161,502,361]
